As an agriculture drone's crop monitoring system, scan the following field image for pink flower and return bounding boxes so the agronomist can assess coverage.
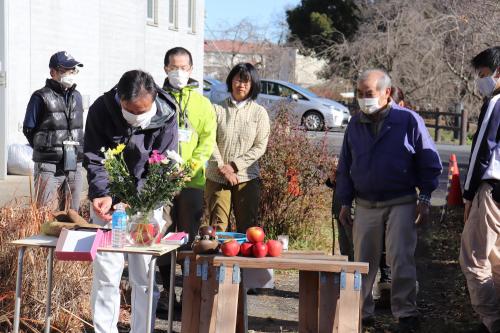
[148,150,166,164]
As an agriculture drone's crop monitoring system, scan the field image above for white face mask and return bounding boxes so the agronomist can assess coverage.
[476,70,498,97]
[121,102,157,129]
[167,70,190,89]
[357,97,381,114]
[60,74,76,88]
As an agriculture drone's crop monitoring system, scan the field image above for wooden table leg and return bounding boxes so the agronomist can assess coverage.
[318,272,341,333]
[236,277,247,333]
[215,264,240,333]
[338,271,362,333]
[181,256,202,333]
[299,271,319,333]
[199,261,218,333]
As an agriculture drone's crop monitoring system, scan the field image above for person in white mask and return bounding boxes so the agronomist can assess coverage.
[460,46,500,333]
[336,69,442,332]
[157,47,216,315]
[84,70,178,333]
[22,51,85,211]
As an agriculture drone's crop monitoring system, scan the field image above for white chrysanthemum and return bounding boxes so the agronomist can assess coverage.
[166,150,183,164]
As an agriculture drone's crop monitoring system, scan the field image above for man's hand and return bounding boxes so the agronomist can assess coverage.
[415,202,430,226]
[339,206,353,226]
[93,196,113,222]
[464,200,472,224]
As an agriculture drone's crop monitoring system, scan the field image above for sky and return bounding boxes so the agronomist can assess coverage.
[204,0,301,41]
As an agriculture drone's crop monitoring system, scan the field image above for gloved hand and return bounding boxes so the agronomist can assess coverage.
[492,183,500,203]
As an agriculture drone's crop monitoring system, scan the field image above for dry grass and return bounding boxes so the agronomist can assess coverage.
[0,197,94,332]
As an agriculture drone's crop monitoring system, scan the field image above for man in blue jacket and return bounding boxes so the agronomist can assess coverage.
[336,69,442,332]
[83,70,178,333]
[459,46,500,333]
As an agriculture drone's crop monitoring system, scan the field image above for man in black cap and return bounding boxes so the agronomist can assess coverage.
[23,51,84,211]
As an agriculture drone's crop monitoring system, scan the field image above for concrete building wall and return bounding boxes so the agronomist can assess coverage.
[2,0,204,177]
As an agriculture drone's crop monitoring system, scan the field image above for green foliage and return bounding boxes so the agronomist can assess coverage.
[103,147,191,216]
[286,0,360,56]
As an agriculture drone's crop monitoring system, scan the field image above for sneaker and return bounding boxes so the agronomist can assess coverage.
[398,316,420,333]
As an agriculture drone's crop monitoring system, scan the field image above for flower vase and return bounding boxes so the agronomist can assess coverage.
[126,211,160,247]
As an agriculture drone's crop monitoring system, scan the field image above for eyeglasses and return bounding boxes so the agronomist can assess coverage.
[167,65,192,72]
[234,79,251,86]
[57,67,79,75]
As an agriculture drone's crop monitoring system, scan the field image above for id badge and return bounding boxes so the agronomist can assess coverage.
[178,129,193,143]
[63,140,79,172]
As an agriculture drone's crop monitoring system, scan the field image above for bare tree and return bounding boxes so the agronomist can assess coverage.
[324,0,500,116]
[205,19,301,83]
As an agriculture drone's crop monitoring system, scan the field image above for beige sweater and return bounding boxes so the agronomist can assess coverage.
[206,98,270,185]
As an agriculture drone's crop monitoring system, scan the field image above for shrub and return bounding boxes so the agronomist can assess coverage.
[259,103,336,249]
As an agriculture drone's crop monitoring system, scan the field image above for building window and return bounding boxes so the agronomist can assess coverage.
[169,0,178,30]
[187,0,196,33]
[147,0,158,26]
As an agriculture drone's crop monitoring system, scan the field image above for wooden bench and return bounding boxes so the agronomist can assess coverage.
[177,251,367,333]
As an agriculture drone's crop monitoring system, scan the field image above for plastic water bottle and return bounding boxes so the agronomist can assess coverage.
[112,204,127,248]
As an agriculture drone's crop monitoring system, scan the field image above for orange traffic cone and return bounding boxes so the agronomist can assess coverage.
[446,154,463,206]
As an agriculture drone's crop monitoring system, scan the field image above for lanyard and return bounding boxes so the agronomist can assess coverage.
[177,90,192,128]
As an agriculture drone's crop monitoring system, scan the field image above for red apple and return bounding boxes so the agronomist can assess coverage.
[240,242,254,257]
[252,242,268,258]
[246,226,265,243]
[266,240,283,257]
[221,240,240,257]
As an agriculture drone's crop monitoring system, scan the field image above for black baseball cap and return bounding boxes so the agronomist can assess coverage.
[49,51,83,69]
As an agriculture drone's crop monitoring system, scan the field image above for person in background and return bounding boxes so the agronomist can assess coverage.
[391,86,406,107]
[205,63,270,233]
[84,70,177,333]
[459,46,500,333]
[336,69,442,332]
[157,47,216,314]
[23,51,84,211]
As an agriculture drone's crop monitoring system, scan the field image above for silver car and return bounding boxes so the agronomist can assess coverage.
[203,77,224,99]
[207,78,349,131]
[257,79,348,131]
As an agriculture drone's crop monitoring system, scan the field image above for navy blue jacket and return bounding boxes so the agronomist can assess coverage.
[84,86,178,200]
[463,89,500,200]
[336,104,442,206]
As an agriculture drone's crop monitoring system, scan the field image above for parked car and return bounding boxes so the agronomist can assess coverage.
[258,79,348,131]
[203,77,224,99]
[205,77,349,131]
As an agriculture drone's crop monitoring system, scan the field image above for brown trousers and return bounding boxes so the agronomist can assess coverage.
[460,182,500,332]
[205,178,261,232]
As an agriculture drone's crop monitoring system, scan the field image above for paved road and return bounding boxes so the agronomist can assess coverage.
[308,130,471,206]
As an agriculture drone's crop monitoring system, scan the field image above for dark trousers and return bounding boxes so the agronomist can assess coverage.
[158,187,204,289]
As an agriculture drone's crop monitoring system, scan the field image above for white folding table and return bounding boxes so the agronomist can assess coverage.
[10,235,178,333]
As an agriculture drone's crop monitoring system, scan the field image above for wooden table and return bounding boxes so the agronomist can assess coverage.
[178,251,368,333]
[10,235,179,333]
